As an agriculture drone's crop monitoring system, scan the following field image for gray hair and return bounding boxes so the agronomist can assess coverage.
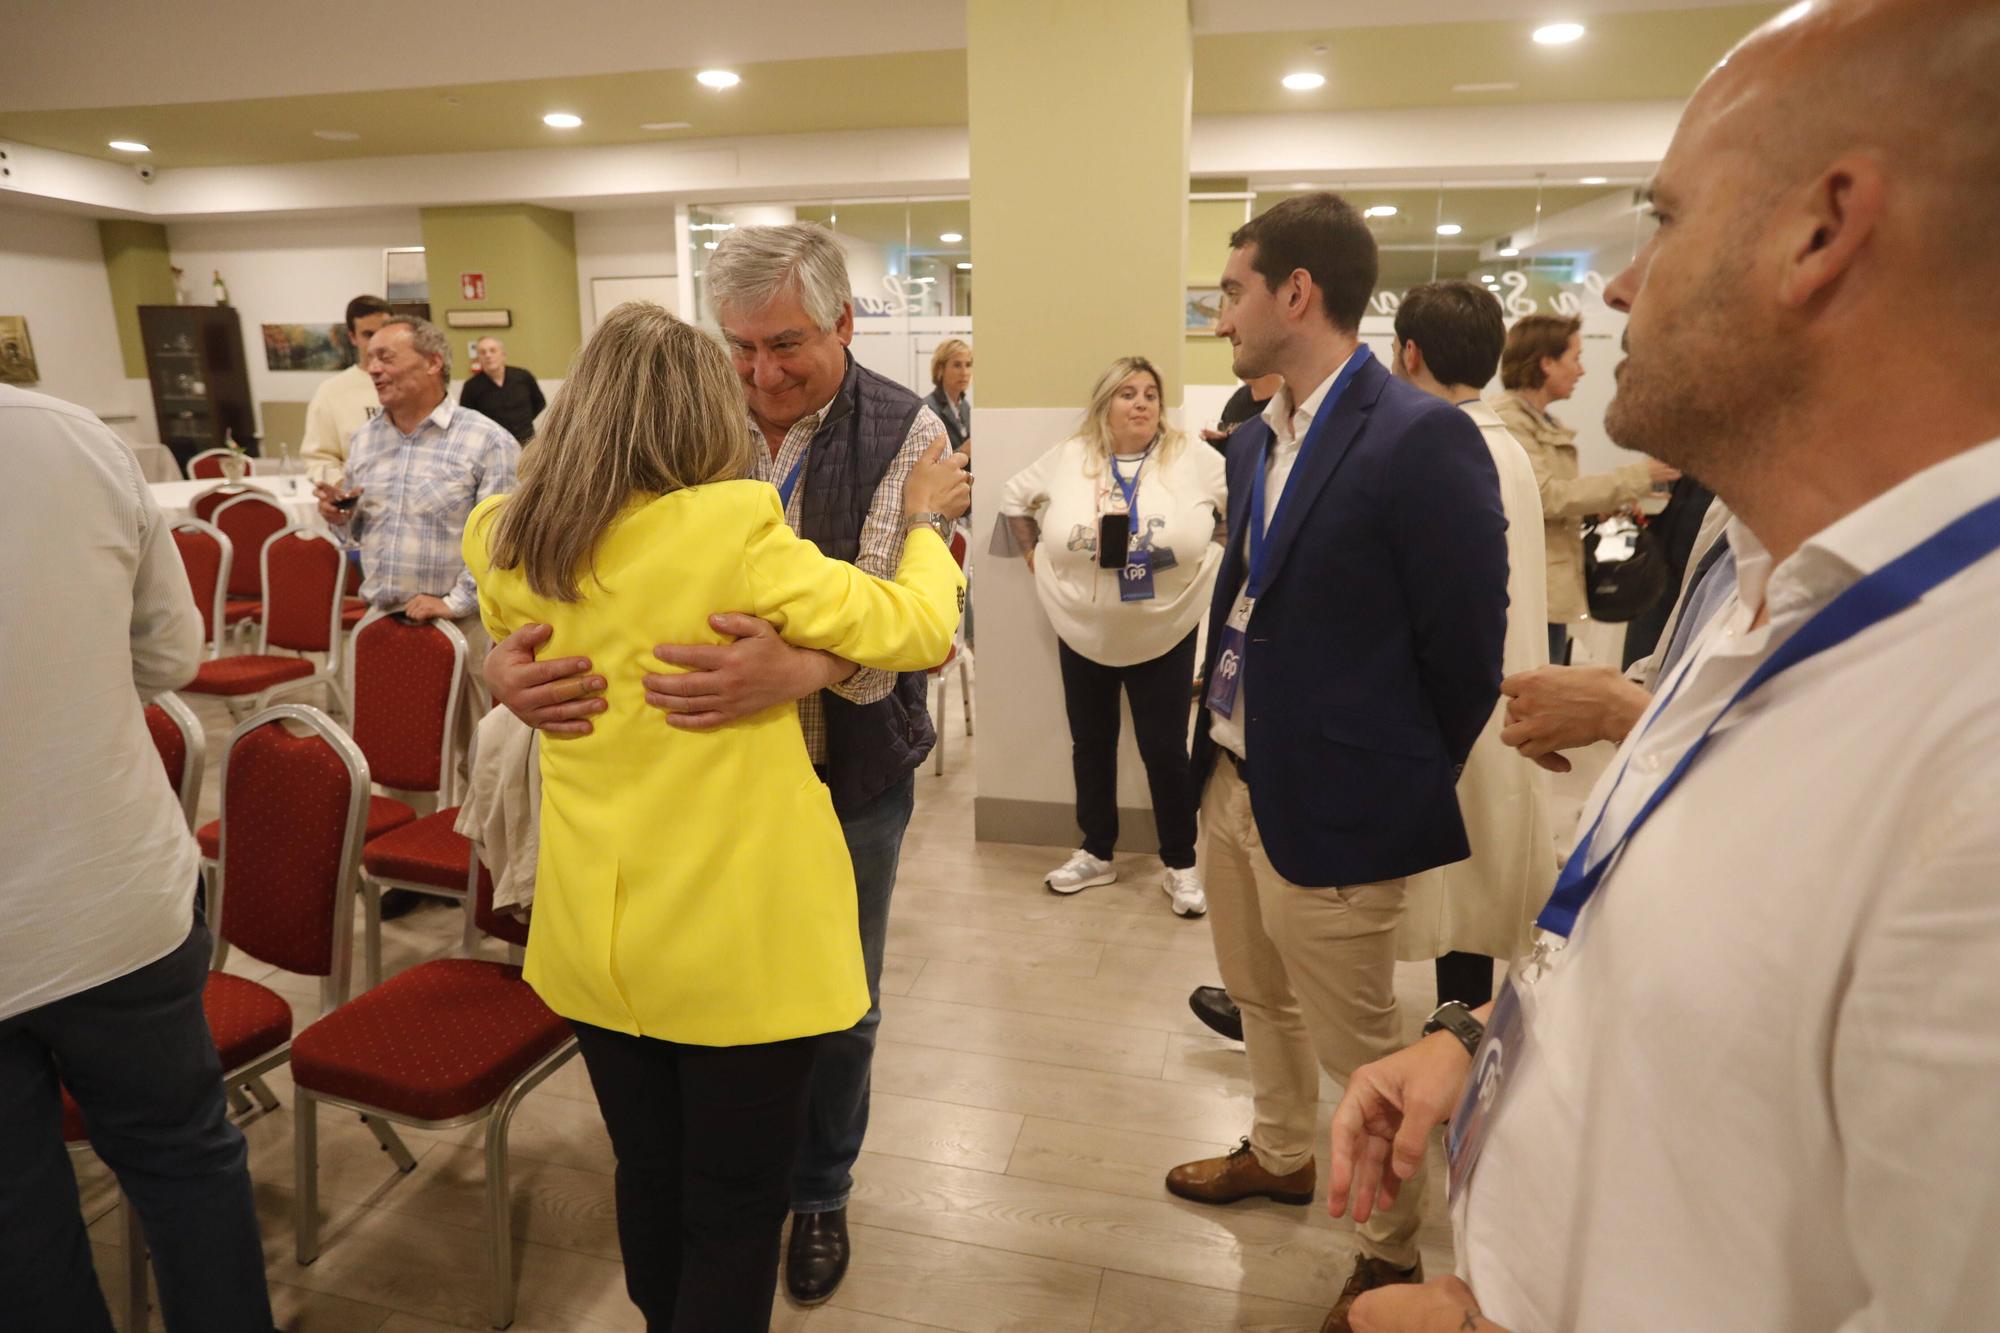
[379,315,452,383]
[704,222,851,331]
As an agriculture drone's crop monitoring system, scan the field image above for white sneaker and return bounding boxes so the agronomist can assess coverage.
[1163,866,1208,918]
[1045,850,1117,895]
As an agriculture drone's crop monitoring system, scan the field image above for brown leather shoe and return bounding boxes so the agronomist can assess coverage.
[1320,1253,1424,1333]
[1165,1137,1315,1206]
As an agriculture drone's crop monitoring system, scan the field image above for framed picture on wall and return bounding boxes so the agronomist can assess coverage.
[384,247,428,302]
[1186,287,1223,334]
[0,315,39,384]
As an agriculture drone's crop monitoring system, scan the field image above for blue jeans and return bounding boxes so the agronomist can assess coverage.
[0,904,274,1333]
[789,770,915,1213]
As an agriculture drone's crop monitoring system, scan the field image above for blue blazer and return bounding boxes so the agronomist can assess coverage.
[1191,352,1510,888]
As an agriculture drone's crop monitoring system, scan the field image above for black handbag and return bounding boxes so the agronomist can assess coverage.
[1582,513,1670,623]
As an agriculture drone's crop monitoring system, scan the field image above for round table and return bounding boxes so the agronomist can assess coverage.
[151,475,323,530]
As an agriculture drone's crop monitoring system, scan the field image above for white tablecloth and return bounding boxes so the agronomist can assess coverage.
[151,476,322,530]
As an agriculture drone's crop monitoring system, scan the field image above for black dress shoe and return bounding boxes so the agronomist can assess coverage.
[378,888,426,921]
[1189,985,1243,1042]
[785,1207,849,1306]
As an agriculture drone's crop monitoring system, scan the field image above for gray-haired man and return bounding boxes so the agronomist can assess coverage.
[482,223,965,1306]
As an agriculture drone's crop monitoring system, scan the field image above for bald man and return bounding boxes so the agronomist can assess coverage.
[458,337,545,443]
[1321,3,2000,1331]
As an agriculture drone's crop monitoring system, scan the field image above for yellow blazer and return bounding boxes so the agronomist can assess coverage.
[462,482,963,1046]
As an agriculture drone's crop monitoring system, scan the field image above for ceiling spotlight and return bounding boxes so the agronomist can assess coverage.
[640,121,692,131]
[939,232,963,243]
[1436,223,1463,236]
[312,129,360,141]
[696,69,741,89]
[1480,273,1495,282]
[1362,205,1398,219]
[1500,246,1521,257]
[956,262,972,271]
[1281,72,1327,91]
[702,241,719,250]
[1580,175,1609,185]
[1533,22,1586,45]
[108,140,150,153]
[542,112,583,129]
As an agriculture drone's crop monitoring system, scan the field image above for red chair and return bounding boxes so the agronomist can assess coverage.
[210,492,289,635]
[928,530,974,775]
[182,525,347,722]
[189,482,254,526]
[171,520,233,660]
[144,691,205,832]
[186,448,247,480]
[293,853,570,1330]
[348,609,470,985]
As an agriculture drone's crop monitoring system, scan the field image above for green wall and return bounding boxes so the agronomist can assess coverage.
[97,220,176,379]
[418,204,581,381]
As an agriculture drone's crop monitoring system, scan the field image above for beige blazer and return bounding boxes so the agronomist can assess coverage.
[1398,400,1559,965]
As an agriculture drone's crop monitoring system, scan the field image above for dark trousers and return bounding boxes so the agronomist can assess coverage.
[1548,622,1571,666]
[0,910,273,1333]
[1056,631,1200,868]
[1435,951,1496,1009]
[791,770,915,1213]
[571,1021,820,1332]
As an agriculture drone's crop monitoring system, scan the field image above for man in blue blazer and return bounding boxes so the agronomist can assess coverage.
[1162,193,1509,1332]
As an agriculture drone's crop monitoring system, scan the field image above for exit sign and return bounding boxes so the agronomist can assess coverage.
[460,272,486,301]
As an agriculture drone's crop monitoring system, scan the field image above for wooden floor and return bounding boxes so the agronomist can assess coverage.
[73,648,1614,1332]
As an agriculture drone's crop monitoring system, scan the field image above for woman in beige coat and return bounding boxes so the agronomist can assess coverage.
[1490,314,1678,664]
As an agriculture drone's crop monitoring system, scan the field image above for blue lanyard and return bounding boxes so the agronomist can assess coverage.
[1110,445,1150,517]
[1538,492,2000,939]
[776,449,809,510]
[1248,346,1372,597]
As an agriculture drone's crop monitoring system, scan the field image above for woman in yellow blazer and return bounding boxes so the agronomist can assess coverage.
[461,302,967,1332]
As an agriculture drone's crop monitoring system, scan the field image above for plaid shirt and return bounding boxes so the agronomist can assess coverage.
[751,393,945,763]
[346,397,520,617]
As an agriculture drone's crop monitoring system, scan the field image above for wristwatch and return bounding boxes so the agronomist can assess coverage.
[903,511,952,543]
[1422,1001,1486,1058]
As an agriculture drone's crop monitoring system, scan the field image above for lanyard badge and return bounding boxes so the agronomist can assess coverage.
[1204,593,1253,716]
[1109,449,1156,599]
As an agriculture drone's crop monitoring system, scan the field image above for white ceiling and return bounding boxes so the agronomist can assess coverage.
[2,0,1758,114]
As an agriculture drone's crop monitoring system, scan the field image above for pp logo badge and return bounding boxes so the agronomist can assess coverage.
[1215,648,1239,681]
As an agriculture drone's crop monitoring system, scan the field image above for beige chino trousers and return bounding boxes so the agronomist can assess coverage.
[1200,758,1424,1268]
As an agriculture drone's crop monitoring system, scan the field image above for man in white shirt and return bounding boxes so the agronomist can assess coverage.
[300,293,390,485]
[0,385,275,1330]
[1328,2,2000,1329]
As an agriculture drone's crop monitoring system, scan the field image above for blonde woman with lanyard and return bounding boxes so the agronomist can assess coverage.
[1000,355,1227,917]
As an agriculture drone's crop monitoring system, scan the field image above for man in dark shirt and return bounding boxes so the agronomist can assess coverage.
[1199,371,1283,453]
[458,336,546,443]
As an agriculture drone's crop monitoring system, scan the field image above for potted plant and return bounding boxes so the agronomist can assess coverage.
[220,437,249,482]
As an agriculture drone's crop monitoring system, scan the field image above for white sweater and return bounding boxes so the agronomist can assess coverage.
[1000,435,1226,667]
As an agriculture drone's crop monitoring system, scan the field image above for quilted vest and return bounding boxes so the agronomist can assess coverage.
[798,355,937,815]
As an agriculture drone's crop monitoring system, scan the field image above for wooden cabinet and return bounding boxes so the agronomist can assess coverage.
[138,305,258,475]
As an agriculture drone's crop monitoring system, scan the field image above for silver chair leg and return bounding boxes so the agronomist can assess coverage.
[204,861,230,971]
[361,877,383,990]
[122,1192,147,1332]
[485,1112,517,1329]
[226,1085,251,1117]
[960,654,974,735]
[294,1090,320,1264]
[363,1115,417,1173]
[247,1076,280,1113]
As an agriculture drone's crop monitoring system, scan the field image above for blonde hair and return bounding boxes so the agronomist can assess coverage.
[1078,355,1182,476]
[930,338,972,388]
[485,302,754,600]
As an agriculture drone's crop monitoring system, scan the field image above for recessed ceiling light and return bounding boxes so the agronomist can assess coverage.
[313,129,360,142]
[956,262,972,271]
[543,112,583,129]
[1363,205,1398,219]
[1533,22,1586,45]
[1579,175,1609,185]
[1281,72,1327,91]
[696,69,741,89]
[639,121,693,131]
[1499,246,1521,257]
[1453,81,1520,93]
[939,232,963,243]
[108,140,150,153]
[702,242,719,251]
[1436,223,1463,236]
[1480,273,1495,282]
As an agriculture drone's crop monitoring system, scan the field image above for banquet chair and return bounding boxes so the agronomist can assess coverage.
[181,525,348,725]
[928,530,975,775]
[186,448,246,480]
[292,852,570,1330]
[170,520,233,660]
[143,691,205,832]
[189,482,253,526]
[347,609,470,986]
[210,491,290,637]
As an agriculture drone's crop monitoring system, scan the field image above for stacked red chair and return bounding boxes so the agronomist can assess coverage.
[170,520,234,660]
[291,856,571,1330]
[209,492,289,634]
[182,525,348,728]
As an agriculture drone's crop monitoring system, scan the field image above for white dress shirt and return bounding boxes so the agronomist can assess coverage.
[1459,435,2000,1331]
[1208,348,1359,759]
[1,385,204,1021]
